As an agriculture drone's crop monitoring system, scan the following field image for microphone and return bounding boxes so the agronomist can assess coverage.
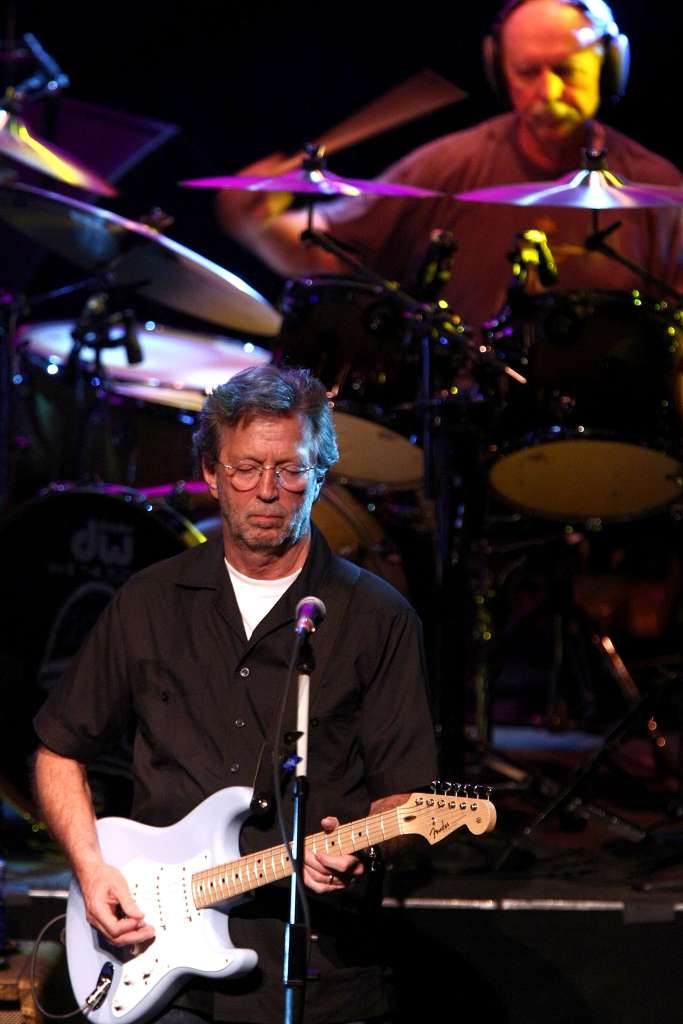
[413,228,457,303]
[294,596,326,635]
[520,229,558,287]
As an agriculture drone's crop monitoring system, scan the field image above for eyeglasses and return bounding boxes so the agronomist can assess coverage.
[221,462,316,492]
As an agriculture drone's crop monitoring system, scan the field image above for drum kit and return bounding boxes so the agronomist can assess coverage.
[2,56,683,815]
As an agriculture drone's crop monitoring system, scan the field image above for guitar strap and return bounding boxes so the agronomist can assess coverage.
[249,555,362,814]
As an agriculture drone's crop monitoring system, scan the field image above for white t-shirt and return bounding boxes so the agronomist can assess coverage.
[226,560,302,639]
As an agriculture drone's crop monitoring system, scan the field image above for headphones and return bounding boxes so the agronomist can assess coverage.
[482,0,631,106]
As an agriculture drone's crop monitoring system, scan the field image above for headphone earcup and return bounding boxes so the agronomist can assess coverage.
[481,32,510,107]
[602,32,630,101]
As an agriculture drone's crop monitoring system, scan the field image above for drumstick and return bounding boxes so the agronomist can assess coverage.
[237,68,467,177]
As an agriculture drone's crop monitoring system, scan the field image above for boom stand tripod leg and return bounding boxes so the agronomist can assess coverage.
[493,686,656,871]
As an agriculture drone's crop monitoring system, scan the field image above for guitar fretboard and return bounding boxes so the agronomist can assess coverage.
[191,805,403,909]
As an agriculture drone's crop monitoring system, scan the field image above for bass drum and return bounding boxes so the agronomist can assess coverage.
[485,290,683,521]
[0,481,407,821]
[0,484,206,822]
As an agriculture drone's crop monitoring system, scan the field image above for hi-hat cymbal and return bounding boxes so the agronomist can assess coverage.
[0,108,117,197]
[180,167,443,199]
[0,182,282,336]
[456,167,683,210]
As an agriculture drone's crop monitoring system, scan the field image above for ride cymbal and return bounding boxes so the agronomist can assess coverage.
[0,182,281,336]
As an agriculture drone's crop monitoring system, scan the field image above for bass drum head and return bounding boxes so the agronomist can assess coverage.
[0,485,203,821]
[485,290,683,521]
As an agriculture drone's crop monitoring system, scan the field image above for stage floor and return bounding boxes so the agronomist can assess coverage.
[2,724,683,1023]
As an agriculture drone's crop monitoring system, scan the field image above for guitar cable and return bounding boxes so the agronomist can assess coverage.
[28,912,114,1018]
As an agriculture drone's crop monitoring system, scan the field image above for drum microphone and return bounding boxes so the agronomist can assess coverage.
[294,596,326,635]
[413,228,457,303]
[518,229,559,287]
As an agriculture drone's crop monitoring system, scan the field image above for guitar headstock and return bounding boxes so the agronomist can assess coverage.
[398,784,496,844]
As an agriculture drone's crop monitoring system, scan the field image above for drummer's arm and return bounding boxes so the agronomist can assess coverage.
[215,152,344,277]
[217,192,344,277]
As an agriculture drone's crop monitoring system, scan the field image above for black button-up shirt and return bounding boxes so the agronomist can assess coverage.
[35,525,438,1023]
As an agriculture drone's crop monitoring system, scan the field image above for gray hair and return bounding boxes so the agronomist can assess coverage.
[193,364,339,476]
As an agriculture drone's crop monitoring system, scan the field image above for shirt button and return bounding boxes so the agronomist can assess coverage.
[229,762,240,773]
[239,666,250,678]
[234,718,245,728]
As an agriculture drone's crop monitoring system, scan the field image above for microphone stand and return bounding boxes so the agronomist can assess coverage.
[283,629,315,1024]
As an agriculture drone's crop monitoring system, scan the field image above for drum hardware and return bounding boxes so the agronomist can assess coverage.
[493,660,683,873]
[585,214,682,305]
[465,513,683,871]
[0,180,281,508]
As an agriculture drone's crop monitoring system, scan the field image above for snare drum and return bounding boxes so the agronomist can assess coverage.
[485,290,683,521]
[13,320,271,489]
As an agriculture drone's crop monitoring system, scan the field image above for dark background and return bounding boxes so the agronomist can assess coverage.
[5,0,683,308]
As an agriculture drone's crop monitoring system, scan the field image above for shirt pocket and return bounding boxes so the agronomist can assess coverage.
[133,658,210,763]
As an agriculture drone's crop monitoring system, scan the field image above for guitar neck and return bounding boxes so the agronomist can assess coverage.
[192,805,400,910]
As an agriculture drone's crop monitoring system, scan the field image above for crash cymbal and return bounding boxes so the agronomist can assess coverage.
[0,108,117,197]
[0,182,281,336]
[456,166,683,210]
[180,167,443,199]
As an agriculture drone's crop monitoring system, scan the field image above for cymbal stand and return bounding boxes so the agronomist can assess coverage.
[493,666,680,872]
[585,212,682,304]
[0,273,105,511]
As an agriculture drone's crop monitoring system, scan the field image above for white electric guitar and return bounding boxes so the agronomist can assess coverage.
[66,785,496,1024]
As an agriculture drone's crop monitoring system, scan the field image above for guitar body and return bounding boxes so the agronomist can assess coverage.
[66,786,258,1024]
[65,784,496,1024]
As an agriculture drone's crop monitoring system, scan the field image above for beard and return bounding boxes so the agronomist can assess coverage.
[220,491,315,555]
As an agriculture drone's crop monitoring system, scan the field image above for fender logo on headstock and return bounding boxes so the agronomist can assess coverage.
[429,818,451,839]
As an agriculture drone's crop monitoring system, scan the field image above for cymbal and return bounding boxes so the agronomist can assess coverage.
[180,167,443,199]
[0,182,282,336]
[0,108,117,197]
[456,167,683,210]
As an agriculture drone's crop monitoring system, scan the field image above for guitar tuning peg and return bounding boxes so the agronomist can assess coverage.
[430,779,440,794]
